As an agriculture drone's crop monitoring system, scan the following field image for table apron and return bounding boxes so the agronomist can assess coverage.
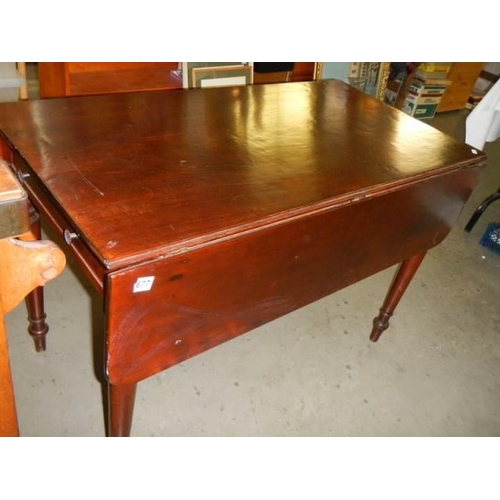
[105,168,477,385]
[5,148,106,293]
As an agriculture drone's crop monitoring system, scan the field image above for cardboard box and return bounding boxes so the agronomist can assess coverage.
[406,94,443,106]
[402,92,444,119]
[409,78,450,97]
[419,62,452,74]
[402,100,439,119]
[415,69,451,82]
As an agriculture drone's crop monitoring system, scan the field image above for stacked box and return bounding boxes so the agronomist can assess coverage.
[402,71,451,119]
[419,62,452,74]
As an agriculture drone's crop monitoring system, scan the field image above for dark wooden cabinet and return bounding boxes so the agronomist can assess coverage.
[38,62,182,98]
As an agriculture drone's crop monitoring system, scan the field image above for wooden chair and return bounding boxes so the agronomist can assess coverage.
[0,160,65,436]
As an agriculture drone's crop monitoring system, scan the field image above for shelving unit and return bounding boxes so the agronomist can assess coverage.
[437,62,484,112]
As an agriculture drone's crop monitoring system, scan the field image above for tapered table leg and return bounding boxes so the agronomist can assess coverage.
[108,383,137,437]
[370,252,427,342]
[23,205,49,352]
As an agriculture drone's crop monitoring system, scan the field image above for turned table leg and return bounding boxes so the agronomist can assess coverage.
[23,205,50,352]
[370,252,427,342]
[108,383,137,437]
[25,289,48,352]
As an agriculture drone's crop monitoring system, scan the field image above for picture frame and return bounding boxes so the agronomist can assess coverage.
[181,63,253,89]
[315,62,390,101]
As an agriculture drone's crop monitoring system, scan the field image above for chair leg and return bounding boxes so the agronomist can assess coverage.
[465,187,500,233]
[0,315,19,436]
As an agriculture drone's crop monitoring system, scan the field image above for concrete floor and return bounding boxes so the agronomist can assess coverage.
[4,85,500,436]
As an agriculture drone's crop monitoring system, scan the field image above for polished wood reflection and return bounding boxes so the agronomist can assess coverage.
[0,81,485,436]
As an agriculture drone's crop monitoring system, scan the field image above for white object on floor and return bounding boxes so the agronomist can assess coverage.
[466,79,500,150]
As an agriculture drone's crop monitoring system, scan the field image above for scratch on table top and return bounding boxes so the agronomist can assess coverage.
[65,156,104,196]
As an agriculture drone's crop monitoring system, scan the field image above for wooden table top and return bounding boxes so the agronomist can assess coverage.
[0,80,484,269]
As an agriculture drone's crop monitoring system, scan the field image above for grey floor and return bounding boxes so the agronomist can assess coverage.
[4,77,500,436]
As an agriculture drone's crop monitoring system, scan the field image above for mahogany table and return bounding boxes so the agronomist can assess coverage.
[0,81,486,436]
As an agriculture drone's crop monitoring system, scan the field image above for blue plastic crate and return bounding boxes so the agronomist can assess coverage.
[479,223,500,255]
